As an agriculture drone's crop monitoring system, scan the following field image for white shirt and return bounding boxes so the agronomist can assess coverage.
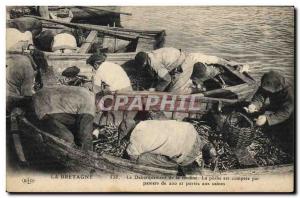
[52,33,77,52]
[6,28,33,51]
[147,47,185,78]
[126,120,204,165]
[93,61,132,91]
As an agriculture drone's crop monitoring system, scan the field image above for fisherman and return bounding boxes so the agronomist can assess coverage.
[6,17,43,38]
[86,52,132,93]
[86,52,136,142]
[170,52,249,94]
[134,47,186,92]
[134,48,248,94]
[6,53,37,113]
[34,29,77,53]
[245,71,294,154]
[6,28,33,51]
[189,62,226,92]
[33,86,95,151]
[125,120,217,172]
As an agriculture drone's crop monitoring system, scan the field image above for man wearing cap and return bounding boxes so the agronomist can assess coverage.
[134,47,186,92]
[169,52,247,94]
[188,62,226,93]
[245,71,294,154]
[86,52,136,142]
[86,52,132,93]
[134,48,246,94]
[125,120,217,173]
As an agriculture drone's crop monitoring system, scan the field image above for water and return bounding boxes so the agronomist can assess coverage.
[121,6,294,83]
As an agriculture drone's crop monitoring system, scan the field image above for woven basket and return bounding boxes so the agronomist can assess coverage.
[222,112,255,150]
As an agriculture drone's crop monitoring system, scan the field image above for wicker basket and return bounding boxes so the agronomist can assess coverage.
[222,112,255,150]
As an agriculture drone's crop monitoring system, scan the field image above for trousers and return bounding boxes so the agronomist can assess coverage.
[42,113,94,151]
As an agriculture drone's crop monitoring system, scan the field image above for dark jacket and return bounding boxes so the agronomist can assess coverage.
[251,71,294,126]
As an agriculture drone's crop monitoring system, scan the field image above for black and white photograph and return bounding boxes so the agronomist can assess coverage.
[5,5,295,192]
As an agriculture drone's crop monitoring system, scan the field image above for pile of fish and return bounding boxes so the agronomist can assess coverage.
[93,124,129,157]
[191,120,293,170]
[248,129,292,166]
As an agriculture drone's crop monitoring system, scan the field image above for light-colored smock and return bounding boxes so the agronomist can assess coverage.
[147,47,186,79]
[170,53,232,93]
[6,28,33,51]
[93,61,132,92]
[126,120,205,166]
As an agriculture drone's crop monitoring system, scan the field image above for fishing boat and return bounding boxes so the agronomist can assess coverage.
[27,16,166,53]
[8,49,295,176]
[7,6,127,27]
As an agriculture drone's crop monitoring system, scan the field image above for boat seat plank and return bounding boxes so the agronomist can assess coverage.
[77,30,98,53]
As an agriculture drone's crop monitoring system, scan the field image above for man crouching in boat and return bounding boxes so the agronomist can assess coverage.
[245,71,294,155]
[134,47,248,94]
[134,47,186,92]
[125,120,217,174]
[86,52,137,143]
[33,86,95,151]
[6,40,41,113]
[170,52,249,94]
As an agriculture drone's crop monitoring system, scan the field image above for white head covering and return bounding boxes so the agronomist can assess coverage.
[6,28,33,51]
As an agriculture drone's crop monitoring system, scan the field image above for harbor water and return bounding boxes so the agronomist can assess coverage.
[122,6,294,83]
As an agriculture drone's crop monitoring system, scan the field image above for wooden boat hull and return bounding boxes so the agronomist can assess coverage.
[13,117,293,176]
[7,6,122,27]
[69,6,122,26]
[37,16,166,53]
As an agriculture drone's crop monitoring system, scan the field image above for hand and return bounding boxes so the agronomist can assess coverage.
[11,107,25,117]
[244,104,257,113]
[209,147,218,161]
[192,83,206,92]
[236,64,250,73]
[92,128,100,139]
[148,88,155,92]
[256,115,267,126]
